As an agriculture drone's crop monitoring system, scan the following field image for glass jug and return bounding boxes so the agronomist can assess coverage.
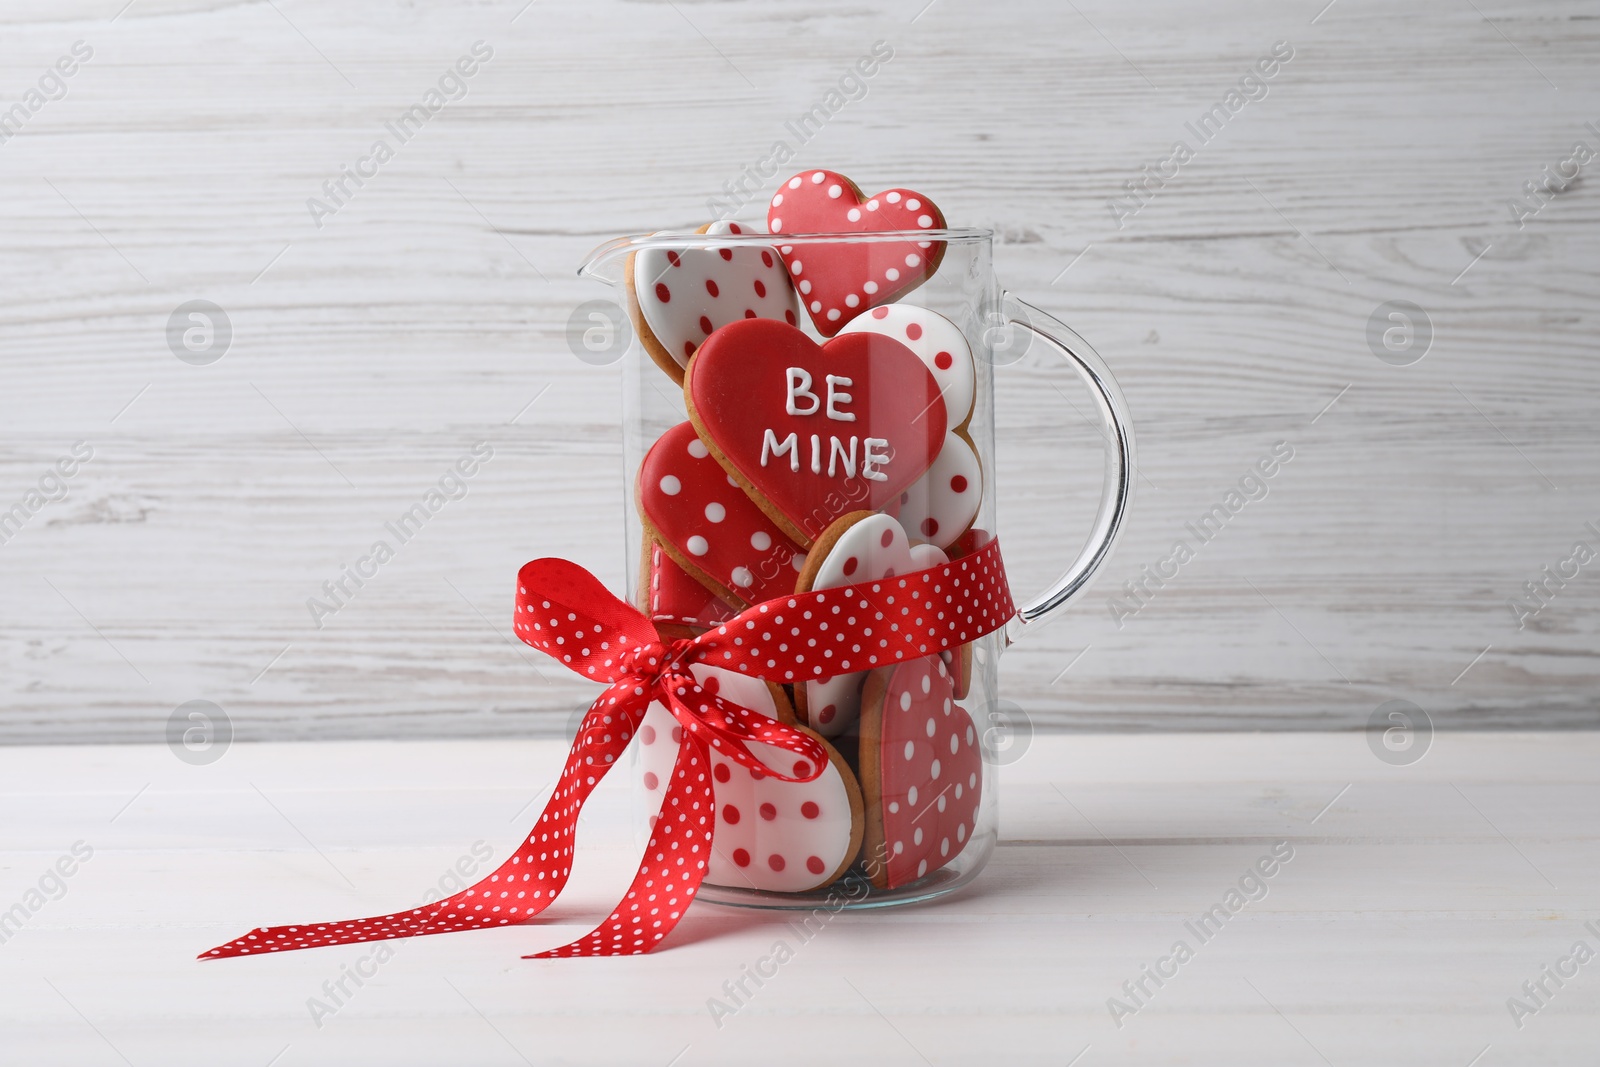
[575,225,1134,910]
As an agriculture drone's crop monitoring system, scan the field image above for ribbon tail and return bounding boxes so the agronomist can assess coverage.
[199,681,651,960]
[526,731,713,958]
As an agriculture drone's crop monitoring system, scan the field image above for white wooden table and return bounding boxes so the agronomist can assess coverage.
[3,732,1595,1065]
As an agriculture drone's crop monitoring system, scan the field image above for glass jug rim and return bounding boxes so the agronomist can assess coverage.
[578,226,994,281]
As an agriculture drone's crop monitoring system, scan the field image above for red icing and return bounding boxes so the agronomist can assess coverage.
[767,169,947,335]
[872,658,982,889]
[645,538,737,628]
[638,421,806,606]
[687,319,948,543]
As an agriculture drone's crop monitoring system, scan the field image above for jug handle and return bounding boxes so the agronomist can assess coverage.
[999,295,1135,642]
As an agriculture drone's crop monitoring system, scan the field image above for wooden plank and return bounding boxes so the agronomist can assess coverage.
[0,1,1597,739]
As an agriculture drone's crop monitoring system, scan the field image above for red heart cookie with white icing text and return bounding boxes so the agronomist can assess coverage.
[859,655,982,889]
[685,317,948,547]
[638,421,807,608]
[768,169,947,336]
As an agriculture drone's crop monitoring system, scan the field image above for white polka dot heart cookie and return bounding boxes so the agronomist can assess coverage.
[858,655,982,890]
[839,305,983,549]
[627,221,800,384]
[768,169,947,336]
[634,664,864,893]
[792,511,948,739]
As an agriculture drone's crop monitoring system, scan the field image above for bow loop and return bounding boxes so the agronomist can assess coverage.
[656,684,827,784]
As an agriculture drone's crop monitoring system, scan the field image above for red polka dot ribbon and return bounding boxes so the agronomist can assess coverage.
[200,537,1014,961]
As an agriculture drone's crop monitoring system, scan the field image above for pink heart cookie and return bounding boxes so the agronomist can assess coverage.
[767,169,947,336]
[859,655,982,889]
[628,221,800,384]
[637,421,807,608]
[635,665,863,893]
[794,512,948,739]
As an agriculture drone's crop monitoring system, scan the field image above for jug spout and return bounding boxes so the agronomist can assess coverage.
[576,235,638,288]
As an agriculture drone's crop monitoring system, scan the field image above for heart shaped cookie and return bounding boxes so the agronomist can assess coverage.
[627,221,800,384]
[767,169,946,336]
[886,430,983,549]
[838,304,975,429]
[859,655,982,889]
[637,421,807,608]
[794,512,947,739]
[640,536,737,639]
[635,664,863,893]
[685,317,947,546]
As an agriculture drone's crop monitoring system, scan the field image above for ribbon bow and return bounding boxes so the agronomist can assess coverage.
[201,537,1013,960]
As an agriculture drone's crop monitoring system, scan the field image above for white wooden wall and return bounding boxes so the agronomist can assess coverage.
[2,0,1596,742]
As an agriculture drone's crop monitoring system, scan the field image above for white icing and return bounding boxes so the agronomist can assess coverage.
[814,513,915,589]
[891,431,983,549]
[803,672,868,740]
[633,221,799,370]
[803,514,924,738]
[635,664,855,892]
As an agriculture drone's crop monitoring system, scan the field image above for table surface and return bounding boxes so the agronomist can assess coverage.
[3,1,1598,743]
[2,730,1596,1065]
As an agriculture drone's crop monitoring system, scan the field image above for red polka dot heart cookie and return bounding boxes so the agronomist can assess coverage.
[768,169,947,336]
[637,420,807,609]
[858,655,982,889]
